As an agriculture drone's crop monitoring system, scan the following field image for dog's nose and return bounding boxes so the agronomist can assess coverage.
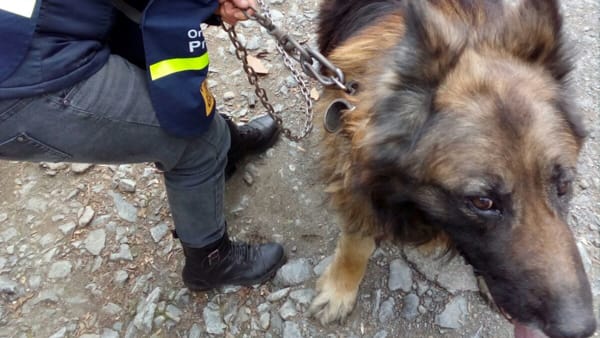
[545,310,596,338]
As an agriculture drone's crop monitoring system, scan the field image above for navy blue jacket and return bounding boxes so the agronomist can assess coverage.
[0,0,220,138]
[0,0,112,99]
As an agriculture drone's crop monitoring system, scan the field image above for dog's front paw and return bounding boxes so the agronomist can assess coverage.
[308,270,358,325]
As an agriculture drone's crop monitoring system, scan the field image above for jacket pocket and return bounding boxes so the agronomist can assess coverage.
[0,132,71,162]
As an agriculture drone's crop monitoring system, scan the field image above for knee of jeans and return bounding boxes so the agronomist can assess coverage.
[177,119,229,170]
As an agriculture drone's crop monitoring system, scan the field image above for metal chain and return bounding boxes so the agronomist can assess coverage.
[241,4,355,94]
[221,1,315,141]
[257,0,314,140]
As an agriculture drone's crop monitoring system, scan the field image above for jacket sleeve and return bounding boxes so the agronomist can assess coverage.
[141,0,219,138]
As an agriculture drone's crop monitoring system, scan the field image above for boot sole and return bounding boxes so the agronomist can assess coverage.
[184,253,287,292]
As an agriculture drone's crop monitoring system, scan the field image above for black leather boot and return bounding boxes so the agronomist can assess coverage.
[222,114,280,179]
[181,231,286,291]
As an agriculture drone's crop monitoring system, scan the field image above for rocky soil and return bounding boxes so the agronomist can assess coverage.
[0,0,598,337]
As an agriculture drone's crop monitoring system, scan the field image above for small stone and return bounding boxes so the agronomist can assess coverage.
[113,270,129,285]
[78,206,95,227]
[48,261,72,279]
[165,304,182,322]
[133,287,161,333]
[389,258,412,292]
[103,303,123,316]
[236,306,252,325]
[58,222,77,235]
[0,213,7,223]
[48,327,67,338]
[123,321,137,338]
[401,293,420,320]
[404,246,478,293]
[51,214,65,222]
[118,179,137,193]
[84,229,106,255]
[203,303,226,335]
[259,312,270,330]
[109,192,137,223]
[372,289,382,317]
[34,290,59,304]
[71,163,93,173]
[283,321,302,338]
[267,287,291,302]
[373,331,388,338]
[274,259,312,286]
[110,244,133,261]
[243,171,254,185]
[100,328,119,338]
[28,275,42,290]
[279,299,297,320]
[378,297,395,324]
[150,223,169,243]
[436,296,469,329]
[289,288,316,305]
[43,162,68,171]
[91,256,103,272]
[188,323,202,338]
[221,285,241,294]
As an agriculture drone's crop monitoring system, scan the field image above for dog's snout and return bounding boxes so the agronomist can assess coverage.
[545,305,597,338]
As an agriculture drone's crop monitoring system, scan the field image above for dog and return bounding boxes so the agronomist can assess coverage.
[308,1,596,337]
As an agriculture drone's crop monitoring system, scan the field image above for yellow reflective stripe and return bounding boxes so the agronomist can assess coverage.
[149,53,209,81]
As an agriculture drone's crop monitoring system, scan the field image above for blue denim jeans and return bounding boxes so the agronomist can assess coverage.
[0,55,229,248]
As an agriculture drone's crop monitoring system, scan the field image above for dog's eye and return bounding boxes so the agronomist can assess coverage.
[469,197,496,211]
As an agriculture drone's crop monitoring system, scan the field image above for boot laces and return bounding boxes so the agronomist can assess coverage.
[231,242,257,262]
[238,124,262,141]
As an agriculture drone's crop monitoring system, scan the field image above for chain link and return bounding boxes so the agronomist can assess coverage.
[243,3,354,93]
[256,0,314,140]
[222,0,316,141]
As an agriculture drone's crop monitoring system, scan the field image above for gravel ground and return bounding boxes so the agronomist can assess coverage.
[0,0,598,337]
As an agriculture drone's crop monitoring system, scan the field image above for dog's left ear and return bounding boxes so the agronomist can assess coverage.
[500,0,571,81]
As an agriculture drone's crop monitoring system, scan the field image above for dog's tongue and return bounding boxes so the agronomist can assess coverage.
[514,323,547,338]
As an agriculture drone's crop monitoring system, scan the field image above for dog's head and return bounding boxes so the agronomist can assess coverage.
[358,1,595,337]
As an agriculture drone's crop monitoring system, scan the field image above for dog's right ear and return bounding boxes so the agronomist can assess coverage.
[397,0,467,85]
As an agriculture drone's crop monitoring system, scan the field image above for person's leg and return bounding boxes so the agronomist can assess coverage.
[0,55,224,247]
[0,54,285,287]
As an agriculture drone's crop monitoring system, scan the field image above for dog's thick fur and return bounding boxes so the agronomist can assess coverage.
[309,1,596,337]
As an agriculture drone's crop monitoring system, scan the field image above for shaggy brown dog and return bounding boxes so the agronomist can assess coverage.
[308,1,596,337]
